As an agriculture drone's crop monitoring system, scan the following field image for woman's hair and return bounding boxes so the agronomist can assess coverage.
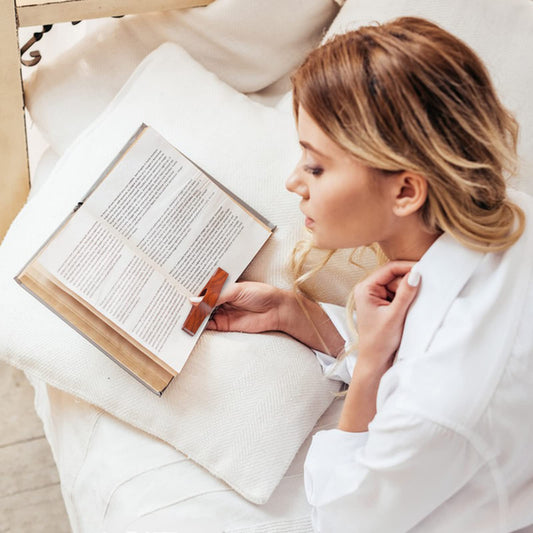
[291,16,524,255]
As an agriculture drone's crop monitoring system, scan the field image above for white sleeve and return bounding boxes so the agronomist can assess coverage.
[313,302,357,384]
[304,407,483,533]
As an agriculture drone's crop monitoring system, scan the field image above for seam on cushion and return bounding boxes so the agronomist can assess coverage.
[103,456,190,520]
[280,473,303,481]
[314,422,337,431]
[124,487,232,527]
[69,410,104,533]
[223,515,313,533]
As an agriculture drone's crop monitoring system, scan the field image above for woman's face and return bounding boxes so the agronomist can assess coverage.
[286,106,399,250]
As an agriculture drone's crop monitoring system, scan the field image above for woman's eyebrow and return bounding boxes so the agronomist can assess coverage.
[299,140,330,160]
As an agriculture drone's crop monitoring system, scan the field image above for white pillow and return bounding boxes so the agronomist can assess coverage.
[24,0,340,155]
[1,43,353,505]
[325,0,533,195]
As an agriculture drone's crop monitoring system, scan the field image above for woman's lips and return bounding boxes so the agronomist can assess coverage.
[305,216,315,229]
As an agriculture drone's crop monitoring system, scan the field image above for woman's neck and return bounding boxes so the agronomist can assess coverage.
[379,222,441,262]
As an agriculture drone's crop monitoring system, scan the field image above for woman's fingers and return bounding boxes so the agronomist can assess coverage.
[355,261,416,305]
[353,261,421,362]
[206,281,283,334]
[206,306,244,331]
[206,306,272,333]
[367,261,417,287]
[207,307,237,331]
[189,282,242,308]
[389,268,421,314]
[214,282,244,306]
[385,275,405,294]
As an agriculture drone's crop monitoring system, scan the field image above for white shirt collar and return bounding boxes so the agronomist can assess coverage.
[396,232,484,361]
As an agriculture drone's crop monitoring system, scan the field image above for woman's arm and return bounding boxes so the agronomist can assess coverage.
[304,406,483,533]
[207,281,345,356]
[280,288,346,356]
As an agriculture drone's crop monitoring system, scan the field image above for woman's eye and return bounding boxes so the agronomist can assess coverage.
[304,165,323,176]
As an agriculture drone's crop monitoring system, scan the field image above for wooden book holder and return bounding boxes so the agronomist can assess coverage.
[182,267,228,336]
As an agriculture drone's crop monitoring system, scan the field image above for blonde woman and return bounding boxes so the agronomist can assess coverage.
[207,17,533,532]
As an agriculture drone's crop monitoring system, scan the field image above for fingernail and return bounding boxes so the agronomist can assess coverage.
[189,296,203,304]
[407,269,421,287]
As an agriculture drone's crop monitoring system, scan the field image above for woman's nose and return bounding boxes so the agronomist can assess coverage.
[286,168,309,198]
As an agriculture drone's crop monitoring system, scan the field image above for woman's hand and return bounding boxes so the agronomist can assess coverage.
[354,261,420,371]
[206,281,286,333]
[207,281,345,356]
[338,261,420,433]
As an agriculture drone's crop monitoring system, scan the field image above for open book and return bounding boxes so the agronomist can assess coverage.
[16,125,274,395]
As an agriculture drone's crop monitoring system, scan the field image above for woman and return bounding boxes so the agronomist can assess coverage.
[207,17,533,532]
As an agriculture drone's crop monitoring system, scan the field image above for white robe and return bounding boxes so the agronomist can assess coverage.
[305,190,533,533]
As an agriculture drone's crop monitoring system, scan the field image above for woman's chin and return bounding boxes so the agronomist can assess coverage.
[311,233,364,251]
[310,234,336,250]
[306,226,349,249]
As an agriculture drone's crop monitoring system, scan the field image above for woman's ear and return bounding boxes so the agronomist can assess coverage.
[391,172,428,217]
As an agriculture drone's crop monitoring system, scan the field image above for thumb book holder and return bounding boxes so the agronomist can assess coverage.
[182,267,228,336]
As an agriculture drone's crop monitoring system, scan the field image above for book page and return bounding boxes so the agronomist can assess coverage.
[36,126,272,372]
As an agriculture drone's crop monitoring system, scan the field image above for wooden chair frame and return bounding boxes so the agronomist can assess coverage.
[0,0,213,243]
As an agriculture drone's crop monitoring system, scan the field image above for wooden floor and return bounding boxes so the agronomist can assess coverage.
[0,361,71,533]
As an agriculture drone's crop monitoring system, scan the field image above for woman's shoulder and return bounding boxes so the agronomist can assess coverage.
[389,203,533,429]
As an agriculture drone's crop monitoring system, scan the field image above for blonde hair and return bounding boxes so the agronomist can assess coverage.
[292,17,524,254]
[289,17,525,360]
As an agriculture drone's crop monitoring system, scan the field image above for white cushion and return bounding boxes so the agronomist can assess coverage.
[0,43,364,504]
[24,0,340,155]
[325,0,533,195]
[30,377,344,532]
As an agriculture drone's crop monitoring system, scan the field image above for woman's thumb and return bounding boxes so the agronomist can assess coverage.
[214,282,243,306]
